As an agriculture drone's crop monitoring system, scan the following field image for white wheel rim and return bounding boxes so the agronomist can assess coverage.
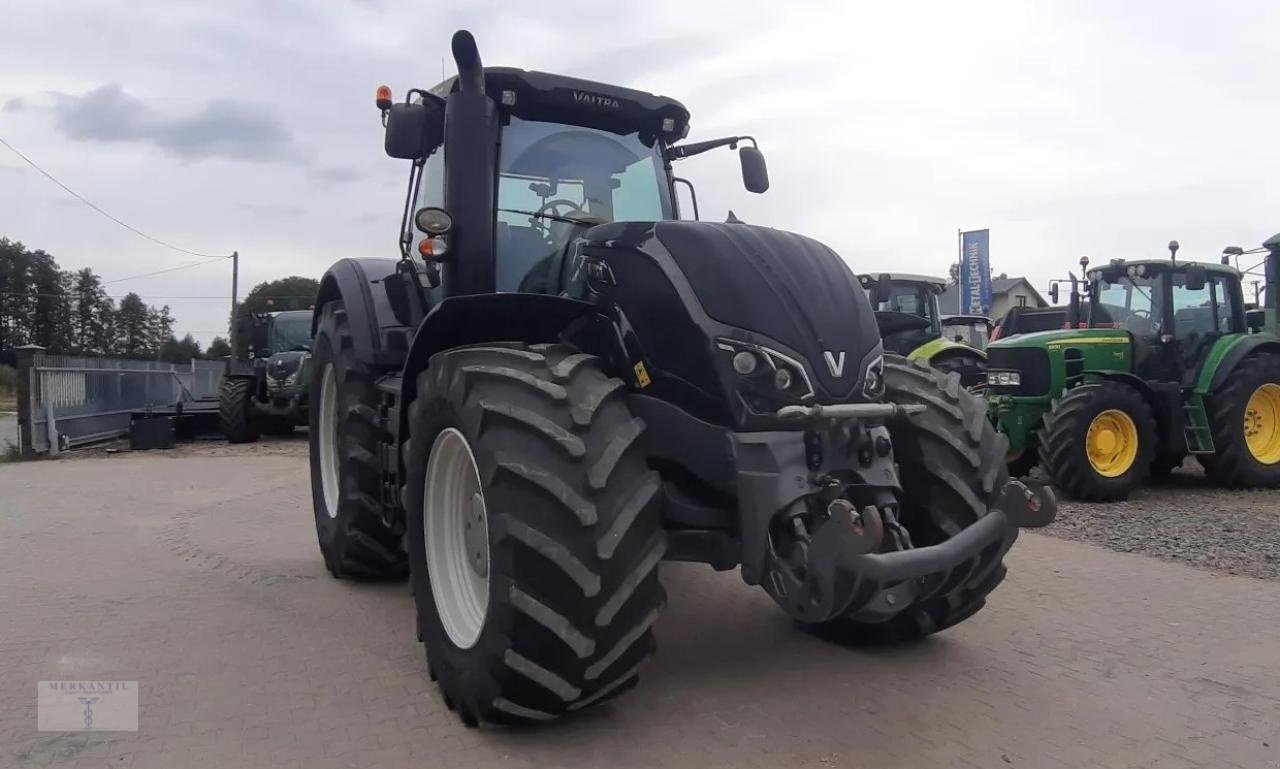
[424,427,490,649]
[318,362,340,518]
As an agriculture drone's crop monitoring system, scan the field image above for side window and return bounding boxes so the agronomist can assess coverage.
[412,149,446,305]
[1170,273,1215,338]
[1212,276,1238,333]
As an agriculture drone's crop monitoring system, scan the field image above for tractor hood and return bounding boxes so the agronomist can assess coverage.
[584,220,880,400]
[267,350,309,381]
[988,327,1129,350]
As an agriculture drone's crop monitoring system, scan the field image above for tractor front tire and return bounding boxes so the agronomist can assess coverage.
[403,344,665,725]
[806,356,1012,645]
[219,377,260,444]
[308,301,407,579]
[1199,352,1280,488]
[1040,382,1155,501]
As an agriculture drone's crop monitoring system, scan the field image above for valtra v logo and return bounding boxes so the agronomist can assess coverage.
[823,350,846,377]
[573,90,620,109]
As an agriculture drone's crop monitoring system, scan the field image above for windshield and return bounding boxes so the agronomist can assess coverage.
[941,320,990,350]
[495,117,672,292]
[269,312,313,352]
[865,281,942,355]
[1092,272,1160,335]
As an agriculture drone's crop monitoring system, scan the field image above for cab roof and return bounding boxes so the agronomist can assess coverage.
[858,272,948,290]
[1087,259,1240,279]
[429,67,690,142]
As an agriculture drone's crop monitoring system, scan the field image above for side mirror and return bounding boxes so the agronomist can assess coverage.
[1185,264,1207,291]
[384,98,445,160]
[739,146,770,194]
[874,273,893,305]
[1246,308,1265,332]
[1049,283,1059,304]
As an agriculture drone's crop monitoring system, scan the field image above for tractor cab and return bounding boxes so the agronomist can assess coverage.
[857,273,945,356]
[857,273,988,386]
[941,314,994,352]
[1084,258,1245,383]
[378,59,769,315]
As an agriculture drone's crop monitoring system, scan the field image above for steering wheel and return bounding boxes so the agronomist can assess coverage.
[1124,309,1157,335]
[536,198,590,221]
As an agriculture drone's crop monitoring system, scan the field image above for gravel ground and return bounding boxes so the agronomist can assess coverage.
[1041,458,1280,581]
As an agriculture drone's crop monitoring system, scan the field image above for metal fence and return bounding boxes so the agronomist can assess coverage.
[15,347,224,455]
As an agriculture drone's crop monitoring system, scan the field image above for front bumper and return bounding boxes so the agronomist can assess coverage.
[735,422,1057,624]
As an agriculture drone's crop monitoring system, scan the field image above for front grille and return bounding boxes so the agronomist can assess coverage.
[986,347,1050,396]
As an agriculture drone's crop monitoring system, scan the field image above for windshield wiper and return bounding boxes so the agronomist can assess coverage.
[498,208,602,227]
[1124,277,1154,305]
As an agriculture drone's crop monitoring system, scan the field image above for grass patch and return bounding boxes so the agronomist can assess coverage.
[0,364,14,412]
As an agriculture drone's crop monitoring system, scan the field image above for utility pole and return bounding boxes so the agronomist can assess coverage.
[229,251,239,354]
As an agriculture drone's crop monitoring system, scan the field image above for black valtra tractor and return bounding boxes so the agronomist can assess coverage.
[219,310,313,442]
[308,30,1055,726]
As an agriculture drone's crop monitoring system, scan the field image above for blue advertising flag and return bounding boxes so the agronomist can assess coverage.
[959,229,992,316]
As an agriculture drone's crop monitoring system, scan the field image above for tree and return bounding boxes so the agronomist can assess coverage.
[70,268,117,355]
[147,304,175,356]
[206,336,231,358]
[239,276,319,318]
[158,333,203,363]
[115,292,151,358]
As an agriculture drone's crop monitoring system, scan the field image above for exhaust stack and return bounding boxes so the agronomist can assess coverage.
[451,30,484,95]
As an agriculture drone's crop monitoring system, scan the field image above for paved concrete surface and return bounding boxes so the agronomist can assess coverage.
[2,442,1278,769]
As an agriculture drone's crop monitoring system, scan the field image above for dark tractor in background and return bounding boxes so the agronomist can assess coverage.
[307,30,1054,726]
[219,310,313,443]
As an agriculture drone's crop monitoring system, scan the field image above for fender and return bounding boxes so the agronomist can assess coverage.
[312,258,412,368]
[397,293,602,427]
[1087,369,1181,449]
[1196,334,1280,394]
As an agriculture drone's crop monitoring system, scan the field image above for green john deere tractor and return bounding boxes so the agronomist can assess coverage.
[858,273,987,387]
[987,237,1280,501]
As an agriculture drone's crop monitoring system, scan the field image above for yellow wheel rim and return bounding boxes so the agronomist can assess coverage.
[1086,409,1139,477]
[1244,383,1280,464]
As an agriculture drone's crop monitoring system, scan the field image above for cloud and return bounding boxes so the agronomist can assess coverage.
[3,97,24,112]
[52,83,301,162]
[239,202,306,217]
[310,166,367,183]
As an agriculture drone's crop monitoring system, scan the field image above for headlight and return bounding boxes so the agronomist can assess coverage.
[862,354,884,400]
[715,338,815,402]
[990,370,1021,387]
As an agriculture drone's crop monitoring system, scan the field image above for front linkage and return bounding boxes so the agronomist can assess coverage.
[739,403,1056,626]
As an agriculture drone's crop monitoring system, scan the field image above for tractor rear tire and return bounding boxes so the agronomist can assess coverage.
[403,343,665,725]
[308,301,407,579]
[1040,382,1155,501]
[219,378,260,444]
[1199,352,1280,488]
[806,356,1011,645]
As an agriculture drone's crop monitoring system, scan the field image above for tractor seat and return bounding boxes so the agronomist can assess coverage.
[496,222,555,293]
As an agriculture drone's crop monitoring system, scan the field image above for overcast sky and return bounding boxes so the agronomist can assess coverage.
[3,0,1279,344]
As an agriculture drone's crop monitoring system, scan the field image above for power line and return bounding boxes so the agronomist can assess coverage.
[0,134,231,259]
[100,258,226,285]
[2,292,315,301]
